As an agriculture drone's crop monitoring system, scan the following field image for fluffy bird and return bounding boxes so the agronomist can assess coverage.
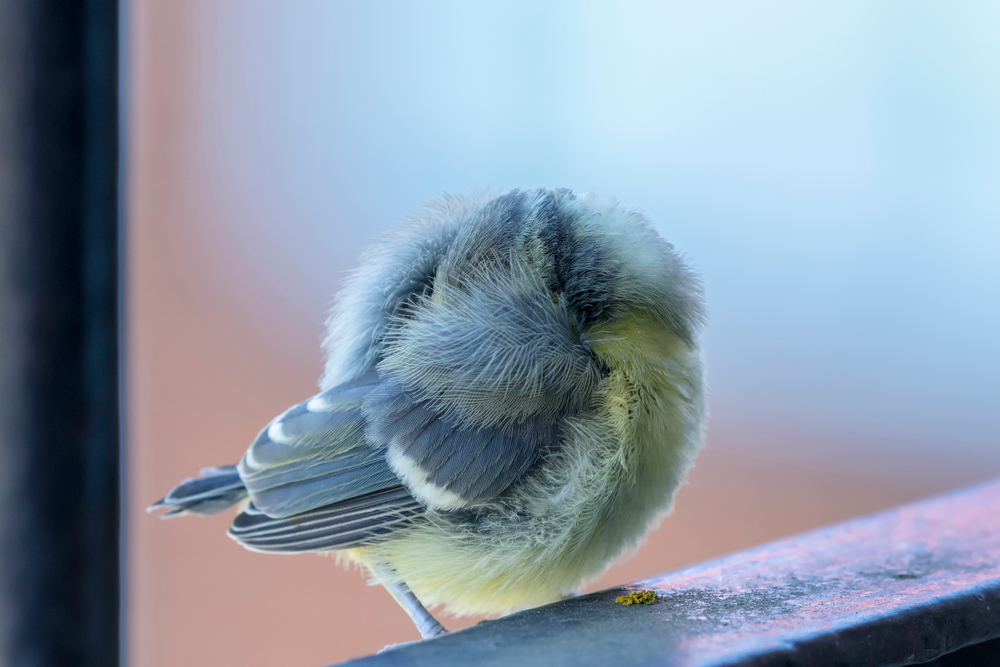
[150,189,706,639]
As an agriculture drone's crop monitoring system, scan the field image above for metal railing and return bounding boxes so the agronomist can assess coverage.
[338,479,1000,666]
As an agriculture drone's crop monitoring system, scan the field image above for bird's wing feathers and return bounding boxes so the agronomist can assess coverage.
[234,369,557,520]
[236,373,398,519]
[228,487,422,553]
[229,369,557,552]
[232,373,421,553]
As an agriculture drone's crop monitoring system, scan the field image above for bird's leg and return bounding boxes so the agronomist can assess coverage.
[375,565,448,640]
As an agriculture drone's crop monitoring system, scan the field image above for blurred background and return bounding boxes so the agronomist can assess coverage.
[129,1,999,666]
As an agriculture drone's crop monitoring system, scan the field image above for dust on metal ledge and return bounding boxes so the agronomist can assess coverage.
[335,478,1000,666]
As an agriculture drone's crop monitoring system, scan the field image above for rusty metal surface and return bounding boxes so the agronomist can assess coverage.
[339,479,1000,666]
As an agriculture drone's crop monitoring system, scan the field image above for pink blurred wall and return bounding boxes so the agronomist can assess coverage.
[127,3,997,666]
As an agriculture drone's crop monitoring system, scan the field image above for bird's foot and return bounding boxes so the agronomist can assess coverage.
[377,629,449,654]
[377,640,416,654]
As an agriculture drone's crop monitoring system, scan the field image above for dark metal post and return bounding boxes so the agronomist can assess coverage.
[0,1,120,666]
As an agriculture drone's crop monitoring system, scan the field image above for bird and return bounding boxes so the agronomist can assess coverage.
[149,188,707,641]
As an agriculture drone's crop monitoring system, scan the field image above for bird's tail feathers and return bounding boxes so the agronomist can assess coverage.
[147,465,248,518]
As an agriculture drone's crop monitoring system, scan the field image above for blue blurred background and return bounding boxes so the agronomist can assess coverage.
[130,2,999,665]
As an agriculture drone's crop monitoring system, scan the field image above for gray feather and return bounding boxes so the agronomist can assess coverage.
[364,382,559,506]
[228,487,422,553]
[237,374,399,518]
[377,251,604,430]
[147,465,247,517]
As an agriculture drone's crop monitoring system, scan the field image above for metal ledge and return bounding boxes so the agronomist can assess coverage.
[338,478,1000,666]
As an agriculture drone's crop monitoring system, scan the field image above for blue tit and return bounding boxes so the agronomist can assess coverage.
[149,188,707,640]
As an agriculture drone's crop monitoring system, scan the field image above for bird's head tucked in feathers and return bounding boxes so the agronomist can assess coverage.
[322,189,704,434]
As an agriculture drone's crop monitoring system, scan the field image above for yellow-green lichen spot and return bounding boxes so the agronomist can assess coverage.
[614,590,659,605]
